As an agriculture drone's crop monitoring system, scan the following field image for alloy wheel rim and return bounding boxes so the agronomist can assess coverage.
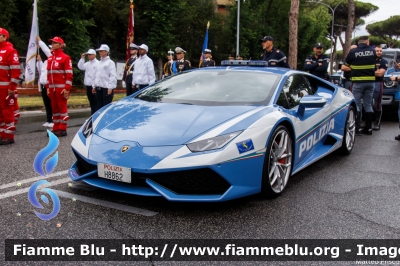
[346,110,356,150]
[268,129,293,193]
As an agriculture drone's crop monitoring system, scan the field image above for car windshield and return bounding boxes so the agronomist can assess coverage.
[135,70,280,106]
[382,51,399,68]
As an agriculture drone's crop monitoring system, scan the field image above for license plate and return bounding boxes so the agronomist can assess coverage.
[98,163,131,183]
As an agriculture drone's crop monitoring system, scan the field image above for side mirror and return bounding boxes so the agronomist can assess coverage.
[298,95,327,116]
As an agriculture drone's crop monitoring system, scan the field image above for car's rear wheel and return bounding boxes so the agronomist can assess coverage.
[261,125,293,198]
[340,106,356,155]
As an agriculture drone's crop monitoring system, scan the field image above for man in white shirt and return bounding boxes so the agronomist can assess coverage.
[36,36,53,127]
[78,48,98,115]
[132,44,155,90]
[92,44,117,111]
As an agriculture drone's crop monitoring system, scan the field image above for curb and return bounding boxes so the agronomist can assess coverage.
[20,104,90,112]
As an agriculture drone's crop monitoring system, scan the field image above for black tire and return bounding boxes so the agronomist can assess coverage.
[340,106,356,155]
[261,125,293,198]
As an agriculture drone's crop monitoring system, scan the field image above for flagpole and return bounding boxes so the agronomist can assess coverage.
[25,0,38,85]
[200,21,210,64]
[236,0,240,57]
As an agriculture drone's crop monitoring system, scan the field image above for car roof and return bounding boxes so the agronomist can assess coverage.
[383,48,400,52]
[192,66,298,76]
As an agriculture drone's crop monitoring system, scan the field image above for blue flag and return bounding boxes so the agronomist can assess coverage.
[200,22,210,61]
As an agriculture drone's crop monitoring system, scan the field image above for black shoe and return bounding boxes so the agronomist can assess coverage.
[372,125,380,131]
[362,128,372,135]
[395,135,400,141]
[0,138,15,145]
[57,130,67,137]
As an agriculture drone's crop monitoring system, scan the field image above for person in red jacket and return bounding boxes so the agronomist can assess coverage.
[46,36,73,137]
[0,28,21,145]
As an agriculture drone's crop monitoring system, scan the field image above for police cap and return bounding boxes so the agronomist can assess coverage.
[314,42,323,48]
[261,36,274,42]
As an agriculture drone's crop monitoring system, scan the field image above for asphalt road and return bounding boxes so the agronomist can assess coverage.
[1,108,400,266]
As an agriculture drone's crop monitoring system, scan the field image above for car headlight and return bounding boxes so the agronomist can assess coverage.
[82,117,93,138]
[186,131,242,152]
[384,80,396,88]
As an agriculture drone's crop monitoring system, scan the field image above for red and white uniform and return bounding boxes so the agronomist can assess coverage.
[46,48,73,132]
[0,41,20,140]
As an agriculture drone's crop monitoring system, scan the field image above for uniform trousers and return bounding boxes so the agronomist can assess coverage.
[352,83,374,113]
[48,88,69,131]
[95,87,114,112]
[0,89,15,139]
[41,84,53,123]
[372,81,383,111]
[86,86,97,115]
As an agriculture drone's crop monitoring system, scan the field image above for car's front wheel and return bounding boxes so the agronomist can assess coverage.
[261,125,293,198]
[340,106,356,155]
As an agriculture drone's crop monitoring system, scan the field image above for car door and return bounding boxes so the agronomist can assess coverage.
[276,74,334,167]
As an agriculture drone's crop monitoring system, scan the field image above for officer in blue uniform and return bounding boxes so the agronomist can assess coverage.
[175,47,191,73]
[304,42,330,80]
[199,49,216,68]
[260,36,289,68]
[342,36,376,135]
[163,49,176,77]
[123,43,139,96]
[372,45,388,130]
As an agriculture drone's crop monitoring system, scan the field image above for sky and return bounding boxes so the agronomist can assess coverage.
[353,0,399,36]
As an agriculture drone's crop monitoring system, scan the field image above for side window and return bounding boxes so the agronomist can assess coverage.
[281,75,313,109]
[276,89,290,109]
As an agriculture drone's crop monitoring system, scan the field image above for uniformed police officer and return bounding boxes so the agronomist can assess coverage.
[304,42,330,80]
[123,43,139,96]
[175,47,191,73]
[341,45,358,91]
[163,49,176,78]
[372,45,388,130]
[342,36,376,135]
[260,36,289,68]
[199,49,216,68]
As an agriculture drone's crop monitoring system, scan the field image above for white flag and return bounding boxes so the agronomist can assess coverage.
[25,0,38,85]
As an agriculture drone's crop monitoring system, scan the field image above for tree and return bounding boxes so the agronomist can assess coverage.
[288,0,300,69]
[366,16,400,47]
[343,0,355,57]
[35,0,95,85]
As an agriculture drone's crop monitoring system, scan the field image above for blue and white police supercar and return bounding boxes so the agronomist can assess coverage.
[69,61,356,202]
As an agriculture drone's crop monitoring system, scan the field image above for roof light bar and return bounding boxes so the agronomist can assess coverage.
[221,60,268,67]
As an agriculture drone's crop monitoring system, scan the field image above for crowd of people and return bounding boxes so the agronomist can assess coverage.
[0,26,399,145]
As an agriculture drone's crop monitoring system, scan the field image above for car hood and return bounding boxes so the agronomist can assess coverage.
[93,99,258,146]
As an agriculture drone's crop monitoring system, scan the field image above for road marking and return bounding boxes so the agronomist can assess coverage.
[0,177,71,199]
[51,189,158,217]
[0,170,69,190]
[0,171,158,217]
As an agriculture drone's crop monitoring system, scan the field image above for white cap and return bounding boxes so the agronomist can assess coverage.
[175,47,186,54]
[138,44,148,52]
[85,48,96,55]
[129,43,139,49]
[96,44,110,52]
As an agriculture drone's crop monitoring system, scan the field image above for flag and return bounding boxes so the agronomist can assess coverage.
[126,0,134,61]
[200,21,210,62]
[25,0,38,85]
